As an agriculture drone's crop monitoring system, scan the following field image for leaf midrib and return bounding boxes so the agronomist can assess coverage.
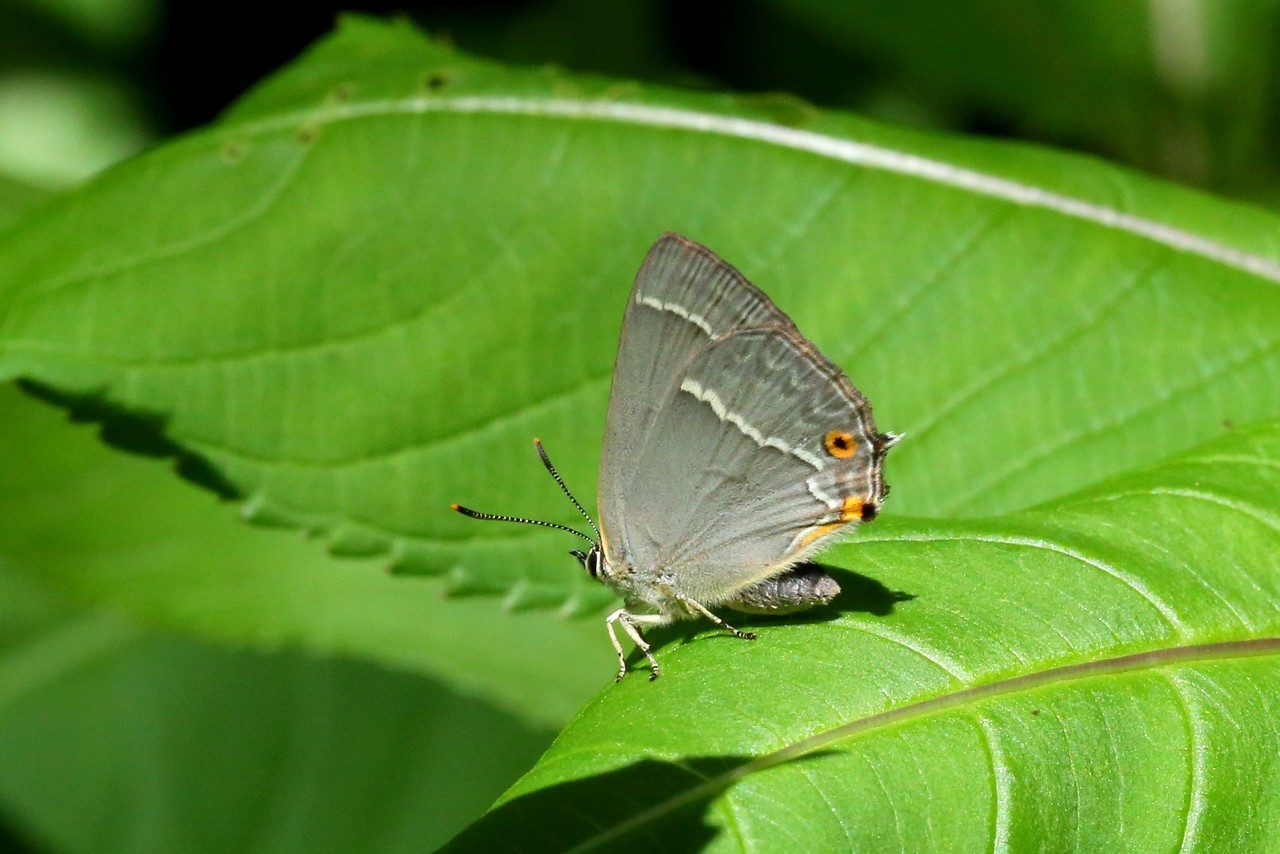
[561,637,1280,853]
[219,94,1280,284]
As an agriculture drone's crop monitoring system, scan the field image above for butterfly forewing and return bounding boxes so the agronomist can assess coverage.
[598,234,794,560]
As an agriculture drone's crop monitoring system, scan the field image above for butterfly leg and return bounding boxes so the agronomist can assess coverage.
[677,594,758,641]
[606,609,665,681]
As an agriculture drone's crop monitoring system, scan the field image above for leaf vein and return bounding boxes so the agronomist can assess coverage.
[5,144,312,317]
[232,96,1280,283]
[881,530,1189,632]
[941,331,1280,512]
[905,248,1165,444]
[1165,672,1204,854]
[832,619,973,682]
[975,713,1011,852]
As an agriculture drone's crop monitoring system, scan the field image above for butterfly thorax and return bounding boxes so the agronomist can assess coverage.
[594,541,845,624]
[582,541,690,621]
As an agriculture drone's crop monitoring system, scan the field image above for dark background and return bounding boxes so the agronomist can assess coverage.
[5,0,1280,203]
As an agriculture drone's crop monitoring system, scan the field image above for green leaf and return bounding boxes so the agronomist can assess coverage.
[446,423,1280,850]
[0,175,53,233]
[0,382,611,727]
[0,375,575,849]
[0,564,555,853]
[1,15,1278,611]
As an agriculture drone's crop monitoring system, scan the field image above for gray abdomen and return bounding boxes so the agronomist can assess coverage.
[724,564,841,614]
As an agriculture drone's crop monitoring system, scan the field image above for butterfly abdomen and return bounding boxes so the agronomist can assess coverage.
[723,564,842,614]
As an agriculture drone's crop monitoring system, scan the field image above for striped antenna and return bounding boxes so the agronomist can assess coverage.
[450,439,598,545]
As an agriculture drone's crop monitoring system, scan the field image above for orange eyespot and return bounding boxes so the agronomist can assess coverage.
[823,430,857,459]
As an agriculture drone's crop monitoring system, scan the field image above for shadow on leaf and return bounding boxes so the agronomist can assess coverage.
[17,379,241,500]
[631,563,914,661]
[441,752,831,852]
[824,564,915,616]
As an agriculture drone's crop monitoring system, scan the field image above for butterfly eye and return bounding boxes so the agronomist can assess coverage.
[572,547,604,579]
[823,429,857,459]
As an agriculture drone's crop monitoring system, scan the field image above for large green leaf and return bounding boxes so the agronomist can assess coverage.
[0,379,574,850]
[447,422,1280,850]
[0,176,52,233]
[1,16,1278,609]
[0,382,610,727]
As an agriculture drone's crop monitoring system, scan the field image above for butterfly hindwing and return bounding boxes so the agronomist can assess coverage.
[619,326,887,603]
[598,234,891,605]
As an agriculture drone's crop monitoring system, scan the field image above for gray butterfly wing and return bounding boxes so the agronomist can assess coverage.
[599,234,893,605]
[623,326,891,604]
[598,234,796,560]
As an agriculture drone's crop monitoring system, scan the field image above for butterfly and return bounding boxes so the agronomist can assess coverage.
[454,233,898,680]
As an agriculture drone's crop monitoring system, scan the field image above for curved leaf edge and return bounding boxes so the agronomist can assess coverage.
[5,380,616,616]
[443,638,1280,852]
[575,638,1280,850]
[216,16,1280,275]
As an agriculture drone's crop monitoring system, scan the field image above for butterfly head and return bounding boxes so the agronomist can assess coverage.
[570,544,609,581]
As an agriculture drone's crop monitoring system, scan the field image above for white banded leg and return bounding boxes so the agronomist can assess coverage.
[677,594,758,640]
[605,609,667,681]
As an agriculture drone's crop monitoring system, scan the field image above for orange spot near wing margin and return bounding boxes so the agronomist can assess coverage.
[797,495,865,550]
